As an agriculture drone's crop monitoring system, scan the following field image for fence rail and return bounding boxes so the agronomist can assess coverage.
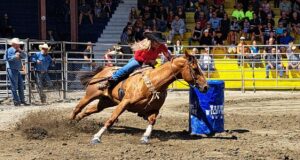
[1,39,300,103]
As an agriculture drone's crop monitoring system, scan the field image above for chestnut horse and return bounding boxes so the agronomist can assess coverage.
[70,52,208,144]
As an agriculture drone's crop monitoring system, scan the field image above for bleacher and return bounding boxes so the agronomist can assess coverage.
[163,0,300,90]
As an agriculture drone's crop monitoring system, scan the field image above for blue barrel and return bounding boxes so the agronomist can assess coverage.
[189,80,225,135]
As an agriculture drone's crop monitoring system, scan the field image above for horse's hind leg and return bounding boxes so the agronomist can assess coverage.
[70,85,101,120]
[91,99,130,144]
[75,96,116,121]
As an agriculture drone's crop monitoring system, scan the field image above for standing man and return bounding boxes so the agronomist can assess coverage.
[30,43,54,103]
[4,38,29,106]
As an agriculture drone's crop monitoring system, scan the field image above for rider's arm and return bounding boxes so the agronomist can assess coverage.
[161,44,172,61]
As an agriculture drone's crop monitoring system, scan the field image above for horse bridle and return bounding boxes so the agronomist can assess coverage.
[170,57,202,88]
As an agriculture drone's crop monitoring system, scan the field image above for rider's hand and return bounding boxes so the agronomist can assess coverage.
[15,52,20,59]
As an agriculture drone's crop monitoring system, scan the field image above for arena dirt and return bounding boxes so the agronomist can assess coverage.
[0,91,299,160]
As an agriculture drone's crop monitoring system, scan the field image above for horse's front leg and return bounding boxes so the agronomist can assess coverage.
[91,99,130,144]
[141,111,159,144]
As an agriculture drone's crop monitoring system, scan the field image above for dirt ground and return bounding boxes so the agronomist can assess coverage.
[0,91,299,160]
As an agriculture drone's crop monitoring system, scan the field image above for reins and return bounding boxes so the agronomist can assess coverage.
[169,57,198,88]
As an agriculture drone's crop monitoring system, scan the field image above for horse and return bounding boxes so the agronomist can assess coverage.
[70,51,208,144]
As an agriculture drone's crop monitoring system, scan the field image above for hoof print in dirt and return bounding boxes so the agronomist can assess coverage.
[24,127,48,140]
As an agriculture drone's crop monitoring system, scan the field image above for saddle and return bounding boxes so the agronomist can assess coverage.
[118,65,153,100]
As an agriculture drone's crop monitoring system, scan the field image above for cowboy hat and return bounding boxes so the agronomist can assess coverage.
[143,31,166,43]
[292,45,297,50]
[39,43,51,51]
[8,38,24,45]
[240,36,245,40]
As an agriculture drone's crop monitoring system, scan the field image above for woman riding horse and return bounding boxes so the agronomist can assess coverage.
[101,32,172,89]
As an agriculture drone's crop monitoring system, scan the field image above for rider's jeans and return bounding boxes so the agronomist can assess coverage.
[111,58,142,80]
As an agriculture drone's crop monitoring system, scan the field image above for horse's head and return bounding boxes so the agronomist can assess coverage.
[175,51,208,93]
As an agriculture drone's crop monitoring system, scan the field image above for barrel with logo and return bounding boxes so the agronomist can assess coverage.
[189,80,225,135]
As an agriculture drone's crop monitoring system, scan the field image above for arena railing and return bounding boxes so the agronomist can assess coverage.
[1,39,300,103]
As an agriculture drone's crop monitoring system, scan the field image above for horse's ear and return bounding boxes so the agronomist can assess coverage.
[184,50,191,58]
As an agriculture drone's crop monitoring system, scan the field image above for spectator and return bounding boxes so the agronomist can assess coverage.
[264,37,276,54]
[173,40,183,55]
[286,43,300,77]
[279,0,292,15]
[221,13,230,39]
[104,48,114,67]
[167,10,175,29]
[199,29,213,46]
[279,30,294,44]
[278,11,290,28]
[30,43,55,103]
[260,0,273,19]
[135,16,145,29]
[249,40,261,68]
[188,22,202,45]
[199,47,215,71]
[157,6,168,21]
[245,5,254,20]
[81,42,95,71]
[216,4,226,18]
[290,12,300,28]
[198,1,209,16]
[177,6,186,20]
[249,13,263,41]
[275,22,286,41]
[195,11,207,29]
[208,12,221,31]
[129,7,138,22]
[168,15,186,42]
[260,22,275,44]
[194,7,201,22]
[94,0,102,18]
[60,0,70,22]
[263,13,275,27]
[293,1,300,14]
[265,47,284,78]
[236,36,248,66]
[213,31,225,45]
[232,3,245,21]
[103,0,112,18]
[0,13,14,38]
[79,0,94,25]
[134,27,144,41]
[228,17,240,45]
[242,18,251,39]
[4,38,29,106]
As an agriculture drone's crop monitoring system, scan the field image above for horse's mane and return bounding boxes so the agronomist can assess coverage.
[79,66,104,86]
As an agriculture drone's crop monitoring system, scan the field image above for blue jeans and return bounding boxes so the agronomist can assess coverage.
[111,58,142,80]
[35,72,53,101]
[7,69,25,103]
[266,64,284,77]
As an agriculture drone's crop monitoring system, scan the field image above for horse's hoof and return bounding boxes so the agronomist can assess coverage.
[140,136,149,144]
[91,138,101,144]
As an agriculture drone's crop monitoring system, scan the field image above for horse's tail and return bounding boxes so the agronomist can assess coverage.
[79,66,104,86]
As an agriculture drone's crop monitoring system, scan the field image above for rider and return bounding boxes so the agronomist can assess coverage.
[101,32,172,89]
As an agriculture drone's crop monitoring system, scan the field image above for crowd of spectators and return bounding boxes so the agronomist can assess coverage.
[117,0,300,76]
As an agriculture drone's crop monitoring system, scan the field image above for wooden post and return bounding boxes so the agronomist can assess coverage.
[70,0,78,44]
[40,0,47,40]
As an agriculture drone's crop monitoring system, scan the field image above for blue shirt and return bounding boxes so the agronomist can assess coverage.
[250,46,259,55]
[31,52,52,71]
[4,47,26,70]
[279,35,294,45]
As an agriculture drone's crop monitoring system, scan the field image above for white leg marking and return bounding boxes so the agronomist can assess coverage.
[141,125,153,144]
[91,126,107,144]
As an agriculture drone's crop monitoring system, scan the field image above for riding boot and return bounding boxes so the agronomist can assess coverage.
[98,78,118,89]
[107,78,118,89]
